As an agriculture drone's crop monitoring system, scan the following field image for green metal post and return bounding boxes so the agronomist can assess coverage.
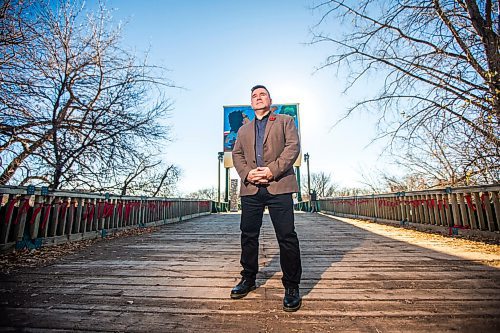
[218,161,221,203]
[306,155,311,197]
[224,167,229,203]
[295,166,302,202]
[217,152,223,203]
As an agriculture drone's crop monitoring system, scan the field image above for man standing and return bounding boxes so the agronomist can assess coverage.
[230,85,302,312]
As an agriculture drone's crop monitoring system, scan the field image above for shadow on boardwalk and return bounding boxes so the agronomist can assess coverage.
[258,212,365,299]
[0,212,499,332]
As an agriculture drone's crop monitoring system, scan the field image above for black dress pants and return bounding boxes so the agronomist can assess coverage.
[240,187,302,288]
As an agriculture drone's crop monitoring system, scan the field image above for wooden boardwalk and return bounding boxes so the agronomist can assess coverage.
[1,212,500,332]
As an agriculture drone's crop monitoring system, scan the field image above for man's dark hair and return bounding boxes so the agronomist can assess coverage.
[251,85,271,98]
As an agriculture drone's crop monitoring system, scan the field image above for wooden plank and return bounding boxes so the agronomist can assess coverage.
[4,300,500,317]
[3,275,499,289]
[4,306,499,333]
[458,193,470,227]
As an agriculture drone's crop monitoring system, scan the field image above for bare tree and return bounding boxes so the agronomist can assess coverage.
[0,0,177,191]
[357,167,388,193]
[311,0,499,184]
[333,187,373,197]
[187,187,218,201]
[92,153,181,197]
[313,172,338,197]
[0,0,39,175]
[389,123,484,186]
[303,172,338,198]
[0,0,35,63]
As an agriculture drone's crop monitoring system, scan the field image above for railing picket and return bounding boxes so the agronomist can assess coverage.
[491,191,500,231]
[48,198,60,237]
[483,192,495,231]
[458,193,470,228]
[66,197,76,235]
[91,198,98,231]
[57,197,68,236]
[436,193,445,226]
[422,194,430,225]
[30,195,44,239]
[466,193,478,230]
[473,192,486,230]
[13,194,31,242]
[444,194,452,227]
[40,196,52,238]
[82,198,90,233]
[432,193,440,226]
[74,197,83,234]
[0,194,12,244]
[450,193,461,227]
[97,198,104,231]
[411,195,418,223]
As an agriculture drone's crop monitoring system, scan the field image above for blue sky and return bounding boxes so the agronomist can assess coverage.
[106,0,391,194]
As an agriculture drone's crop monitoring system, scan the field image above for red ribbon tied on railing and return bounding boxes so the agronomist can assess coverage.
[117,202,123,218]
[40,203,52,230]
[480,193,489,209]
[4,198,18,225]
[124,203,133,220]
[29,202,43,225]
[59,202,68,222]
[103,203,115,218]
[82,203,95,223]
[463,194,476,211]
[13,198,31,225]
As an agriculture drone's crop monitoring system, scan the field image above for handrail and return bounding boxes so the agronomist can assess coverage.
[0,185,212,251]
[318,184,500,234]
[211,201,230,213]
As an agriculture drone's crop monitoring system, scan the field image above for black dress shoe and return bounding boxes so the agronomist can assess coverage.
[230,279,256,299]
[283,287,301,312]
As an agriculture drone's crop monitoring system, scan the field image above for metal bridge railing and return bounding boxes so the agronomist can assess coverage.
[211,201,229,213]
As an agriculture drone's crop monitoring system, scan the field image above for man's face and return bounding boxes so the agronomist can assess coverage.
[251,88,272,112]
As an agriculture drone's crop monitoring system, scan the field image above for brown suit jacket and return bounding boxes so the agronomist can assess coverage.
[232,112,300,196]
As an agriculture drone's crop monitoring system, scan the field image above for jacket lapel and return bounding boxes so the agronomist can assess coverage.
[263,112,276,143]
[248,119,256,156]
